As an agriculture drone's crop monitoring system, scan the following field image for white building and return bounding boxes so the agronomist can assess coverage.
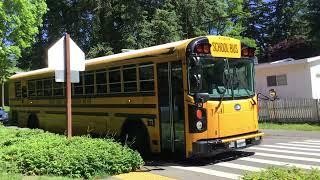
[255,56,320,99]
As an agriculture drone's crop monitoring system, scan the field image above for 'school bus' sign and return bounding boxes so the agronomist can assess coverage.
[209,36,241,58]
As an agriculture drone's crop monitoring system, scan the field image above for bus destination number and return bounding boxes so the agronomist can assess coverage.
[212,43,239,54]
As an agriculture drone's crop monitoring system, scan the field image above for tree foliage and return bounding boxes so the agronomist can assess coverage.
[0,0,47,81]
[14,0,320,68]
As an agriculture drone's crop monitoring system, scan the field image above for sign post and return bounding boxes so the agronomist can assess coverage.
[48,33,85,139]
[65,34,72,139]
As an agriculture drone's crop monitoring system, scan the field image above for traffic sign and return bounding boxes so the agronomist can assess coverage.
[48,36,85,82]
[47,34,84,139]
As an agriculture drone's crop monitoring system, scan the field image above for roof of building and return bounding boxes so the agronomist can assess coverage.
[255,55,320,69]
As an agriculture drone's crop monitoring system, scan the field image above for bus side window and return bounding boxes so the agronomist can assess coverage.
[96,70,107,94]
[36,80,44,96]
[123,65,137,92]
[43,79,52,96]
[139,64,154,92]
[14,82,22,98]
[84,71,94,95]
[28,80,36,97]
[74,72,84,95]
[53,81,64,96]
[109,68,121,93]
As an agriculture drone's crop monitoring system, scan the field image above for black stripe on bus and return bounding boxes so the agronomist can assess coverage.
[11,104,156,109]
[114,113,157,119]
[16,110,40,114]
[45,111,109,116]
[41,111,156,119]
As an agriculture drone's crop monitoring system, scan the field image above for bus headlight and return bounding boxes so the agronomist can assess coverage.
[196,121,203,130]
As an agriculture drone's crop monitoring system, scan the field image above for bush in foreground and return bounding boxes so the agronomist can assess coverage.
[0,125,144,178]
[243,167,320,180]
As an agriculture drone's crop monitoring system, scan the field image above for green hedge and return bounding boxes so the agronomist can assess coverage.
[0,125,143,178]
[243,167,320,180]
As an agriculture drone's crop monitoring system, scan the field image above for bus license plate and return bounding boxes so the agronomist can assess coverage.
[236,139,246,148]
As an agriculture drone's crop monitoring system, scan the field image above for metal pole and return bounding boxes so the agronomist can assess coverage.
[65,33,72,139]
[316,99,320,123]
[1,83,4,109]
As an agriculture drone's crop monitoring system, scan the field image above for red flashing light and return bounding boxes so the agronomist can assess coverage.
[195,44,204,53]
[241,47,255,57]
[195,44,211,54]
[196,109,203,120]
[203,44,210,54]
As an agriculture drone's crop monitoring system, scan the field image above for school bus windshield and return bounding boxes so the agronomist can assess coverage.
[195,57,255,99]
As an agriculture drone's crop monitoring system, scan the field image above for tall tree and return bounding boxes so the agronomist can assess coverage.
[19,0,96,70]
[266,0,308,45]
[306,0,320,52]
[241,0,269,53]
[0,0,47,80]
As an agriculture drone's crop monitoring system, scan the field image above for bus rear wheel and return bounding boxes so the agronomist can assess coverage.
[27,114,39,129]
[120,120,151,158]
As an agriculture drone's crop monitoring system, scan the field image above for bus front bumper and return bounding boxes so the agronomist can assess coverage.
[191,131,264,158]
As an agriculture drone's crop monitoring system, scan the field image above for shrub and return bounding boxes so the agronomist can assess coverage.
[243,167,320,180]
[0,125,144,178]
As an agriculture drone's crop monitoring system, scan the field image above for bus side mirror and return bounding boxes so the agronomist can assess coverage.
[189,56,203,92]
[190,72,202,92]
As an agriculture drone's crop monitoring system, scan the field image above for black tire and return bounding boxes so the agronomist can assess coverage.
[120,119,151,158]
[27,114,39,129]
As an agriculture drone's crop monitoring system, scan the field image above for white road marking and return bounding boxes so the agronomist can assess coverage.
[240,157,320,170]
[248,147,320,157]
[170,166,242,179]
[254,152,320,163]
[290,141,320,145]
[214,162,264,172]
[305,140,320,143]
[261,144,320,152]
[277,143,320,148]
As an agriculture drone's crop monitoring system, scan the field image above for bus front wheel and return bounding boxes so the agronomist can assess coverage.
[120,119,151,158]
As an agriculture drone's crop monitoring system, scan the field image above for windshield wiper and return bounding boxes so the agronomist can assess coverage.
[216,59,230,111]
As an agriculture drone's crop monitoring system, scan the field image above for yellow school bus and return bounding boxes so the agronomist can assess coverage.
[9,35,263,158]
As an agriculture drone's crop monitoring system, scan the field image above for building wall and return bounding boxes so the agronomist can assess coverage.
[310,61,320,99]
[255,63,313,99]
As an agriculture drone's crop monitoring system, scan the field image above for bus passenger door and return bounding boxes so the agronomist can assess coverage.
[157,61,185,156]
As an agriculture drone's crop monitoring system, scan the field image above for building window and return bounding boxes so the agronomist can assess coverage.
[96,70,107,94]
[84,71,94,95]
[123,65,137,92]
[267,74,287,87]
[15,82,22,98]
[139,64,154,92]
[109,68,121,93]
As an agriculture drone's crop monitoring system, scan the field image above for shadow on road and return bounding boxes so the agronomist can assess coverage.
[143,150,255,171]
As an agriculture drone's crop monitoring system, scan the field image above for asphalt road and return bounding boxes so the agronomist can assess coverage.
[142,129,320,180]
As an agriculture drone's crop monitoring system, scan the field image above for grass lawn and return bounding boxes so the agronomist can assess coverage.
[243,167,320,180]
[259,122,320,131]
